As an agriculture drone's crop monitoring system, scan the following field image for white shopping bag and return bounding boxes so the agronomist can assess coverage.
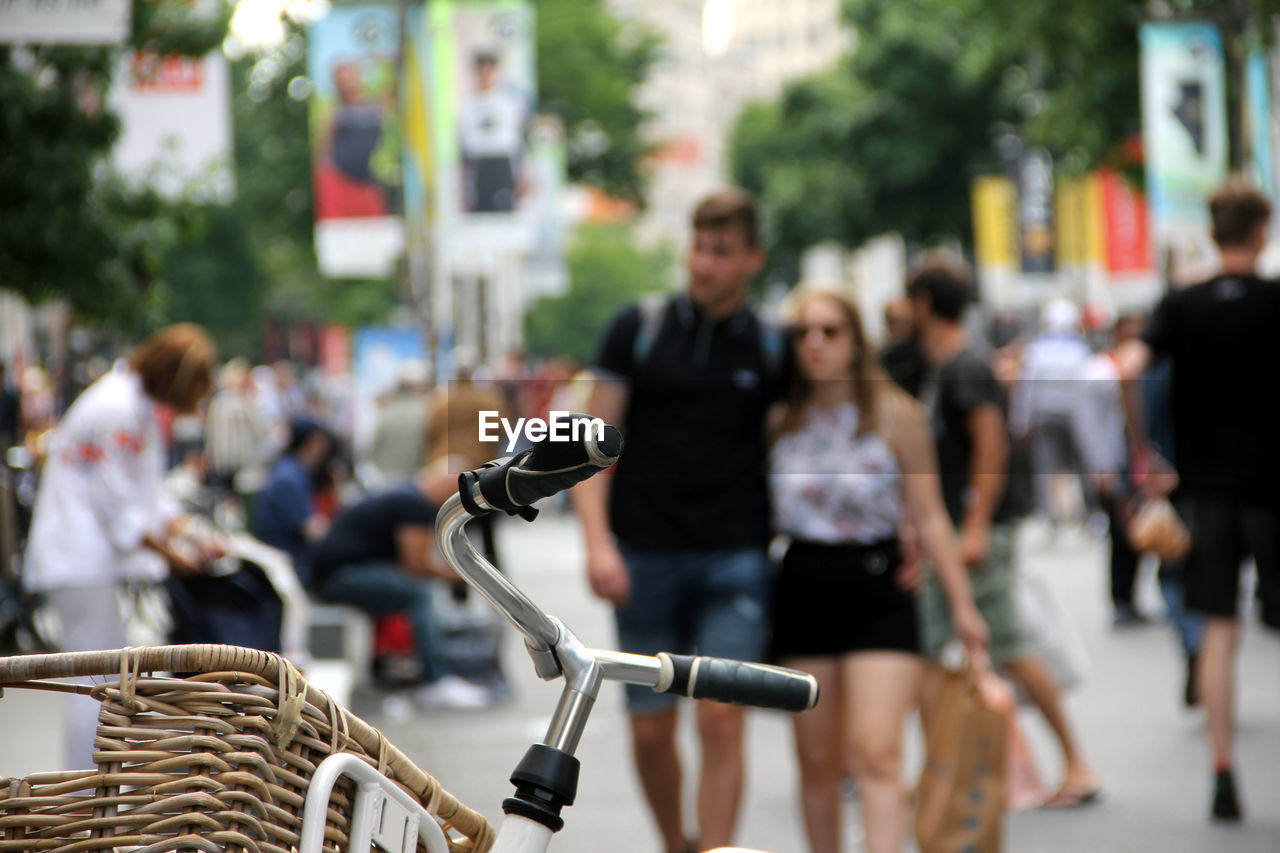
[1014,561,1089,692]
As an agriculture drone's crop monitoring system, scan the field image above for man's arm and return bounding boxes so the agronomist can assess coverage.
[962,403,1007,567]
[1114,338,1176,494]
[569,376,630,604]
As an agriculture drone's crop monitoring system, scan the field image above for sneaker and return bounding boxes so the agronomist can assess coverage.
[1211,769,1242,822]
[413,675,492,710]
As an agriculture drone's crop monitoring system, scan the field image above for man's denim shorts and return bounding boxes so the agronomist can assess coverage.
[613,545,771,714]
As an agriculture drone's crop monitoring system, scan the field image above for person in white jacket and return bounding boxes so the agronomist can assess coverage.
[1009,299,1095,527]
[24,324,219,769]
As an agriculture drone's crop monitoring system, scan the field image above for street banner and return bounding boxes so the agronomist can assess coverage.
[1054,178,1092,268]
[110,50,234,201]
[1139,21,1227,257]
[0,0,129,44]
[972,176,1018,269]
[1099,169,1154,275]
[1016,147,1055,274]
[971,175,1018,308]
[307,5,403,278]
[402,3,436,247]
[428,0,537,255]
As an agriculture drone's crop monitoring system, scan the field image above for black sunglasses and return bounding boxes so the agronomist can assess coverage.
[791,323,845,341]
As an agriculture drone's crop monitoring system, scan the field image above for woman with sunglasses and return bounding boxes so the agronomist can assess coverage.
[768,284,987,853]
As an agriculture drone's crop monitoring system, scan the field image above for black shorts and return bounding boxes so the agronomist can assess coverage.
[1182,492,1280,626]
[770,538,919,660]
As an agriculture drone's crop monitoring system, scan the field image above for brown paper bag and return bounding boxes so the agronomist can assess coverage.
[916,665,1009,853]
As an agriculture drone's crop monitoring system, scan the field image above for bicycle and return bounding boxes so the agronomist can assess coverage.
[0,415,818,853]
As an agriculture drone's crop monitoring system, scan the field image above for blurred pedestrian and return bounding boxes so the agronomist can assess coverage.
[907,254,1100,809]
[23,324,220,768]
[251,417,334,583]
[1117,178,1280,822]
[19,366,56,443]
[770,284,987,853]
[1010,298,1095,528]
[1141,351,1204,706]
[0,362,21,450]
[308,467,491,710]
[204,358,267,494]
[365,360,432,484]
[572,189,783,853]
[1071,314,1149,626]
[878,296,927,398]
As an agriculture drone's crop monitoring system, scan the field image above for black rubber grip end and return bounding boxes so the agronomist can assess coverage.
[658,654,819,712]
[475,414,622,511]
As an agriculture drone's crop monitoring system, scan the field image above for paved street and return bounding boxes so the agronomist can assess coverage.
[1,511,1278,851]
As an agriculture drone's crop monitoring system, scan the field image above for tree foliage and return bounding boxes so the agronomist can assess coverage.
[534,0,661,203]
[731,0,1280,278]
[731,0,1016,280]
[524,225,670,363]
[0,0,229,331]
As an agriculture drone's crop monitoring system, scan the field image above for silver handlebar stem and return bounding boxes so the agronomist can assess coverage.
[436,493,561,652]
[435,490,665,754]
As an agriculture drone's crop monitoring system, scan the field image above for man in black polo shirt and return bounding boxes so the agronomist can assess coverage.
[1119,179,1280,822]
[572,189,781,853]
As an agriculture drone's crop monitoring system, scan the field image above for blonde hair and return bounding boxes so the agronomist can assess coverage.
[776,283,889,439]
[128,324,216,414]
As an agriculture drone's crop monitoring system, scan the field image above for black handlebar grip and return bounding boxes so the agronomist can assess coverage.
[654,653,819,712]
[474,413,622,512]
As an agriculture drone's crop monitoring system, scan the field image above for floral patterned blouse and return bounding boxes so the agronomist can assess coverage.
[769,402,903,545]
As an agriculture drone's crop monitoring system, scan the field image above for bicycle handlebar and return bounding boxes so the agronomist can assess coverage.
[471,413,622,513]
[440,416,819,756]
[655,653,819,712]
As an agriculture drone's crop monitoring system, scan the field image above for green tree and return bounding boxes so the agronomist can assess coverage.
[732,0,1280,276]
[524,225,671,362]
[731,0,1016,278]
[0,0,229,330]
[534,0,661,203]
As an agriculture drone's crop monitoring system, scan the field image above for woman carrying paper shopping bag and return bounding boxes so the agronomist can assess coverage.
[768,284,988,853]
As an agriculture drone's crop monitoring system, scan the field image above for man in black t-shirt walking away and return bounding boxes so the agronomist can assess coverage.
[572,190,781,853]
[1118,179,1280,822]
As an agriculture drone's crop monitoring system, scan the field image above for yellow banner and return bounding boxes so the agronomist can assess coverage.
[972,176,1017,268]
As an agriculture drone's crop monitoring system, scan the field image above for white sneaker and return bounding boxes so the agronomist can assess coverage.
[413,675,492,710]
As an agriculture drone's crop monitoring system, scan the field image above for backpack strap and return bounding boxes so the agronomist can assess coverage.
[633,293,784,376]
[632,293,672,369]
[757,317,785,378]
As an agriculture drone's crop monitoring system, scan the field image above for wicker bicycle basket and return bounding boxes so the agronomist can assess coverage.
[0,645,494,853]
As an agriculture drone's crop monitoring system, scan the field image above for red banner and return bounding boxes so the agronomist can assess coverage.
[1100,169,1154,274]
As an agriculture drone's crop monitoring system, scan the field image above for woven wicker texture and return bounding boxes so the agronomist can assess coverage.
[0,645,495,853]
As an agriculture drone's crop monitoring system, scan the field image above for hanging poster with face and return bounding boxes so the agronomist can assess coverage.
[308,5,404,278]
[429,1,536,255]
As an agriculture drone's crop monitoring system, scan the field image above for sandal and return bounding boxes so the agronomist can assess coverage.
[1042,786,1102,809]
